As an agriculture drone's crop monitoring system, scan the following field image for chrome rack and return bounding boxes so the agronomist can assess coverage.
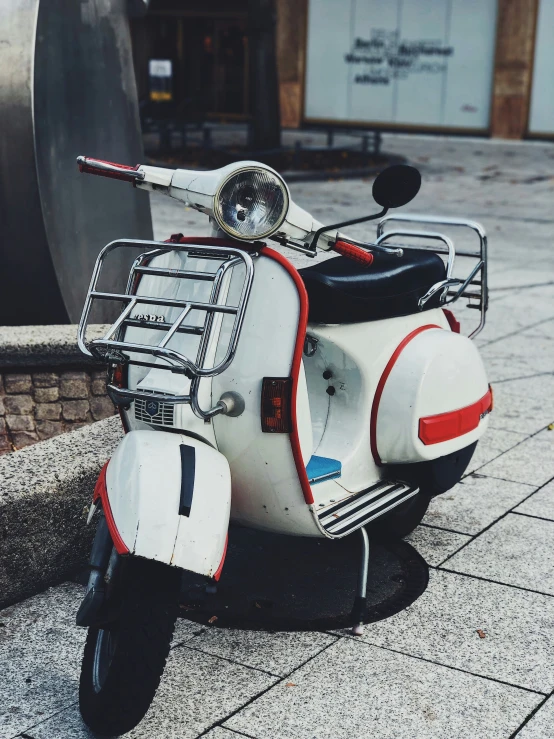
[78,239,255,419]
[376,215,488,338]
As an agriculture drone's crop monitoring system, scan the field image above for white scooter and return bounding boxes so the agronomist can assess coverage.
[75,155,491,735]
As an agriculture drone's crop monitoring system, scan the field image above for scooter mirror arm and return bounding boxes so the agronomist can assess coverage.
[309,207,388,251]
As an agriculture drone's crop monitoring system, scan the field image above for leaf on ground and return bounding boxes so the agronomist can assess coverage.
[285,682,297,687]
[476,629,486,639]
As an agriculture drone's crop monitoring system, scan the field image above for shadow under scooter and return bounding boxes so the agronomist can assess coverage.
[179,525,429,632]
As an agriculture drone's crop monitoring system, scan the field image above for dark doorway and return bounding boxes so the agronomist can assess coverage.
[133,12,248,121]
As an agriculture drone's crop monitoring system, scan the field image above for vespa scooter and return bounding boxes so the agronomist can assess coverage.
[74,156,491,735]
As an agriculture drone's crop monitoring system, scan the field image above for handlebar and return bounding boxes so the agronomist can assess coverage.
[333,240,374,266]
[77,156,145,183]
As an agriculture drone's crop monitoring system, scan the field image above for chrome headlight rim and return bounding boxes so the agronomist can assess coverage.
[213,165,289,241]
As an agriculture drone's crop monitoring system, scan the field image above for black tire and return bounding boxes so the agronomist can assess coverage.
[79,558,180,736]
[371,493,432,540]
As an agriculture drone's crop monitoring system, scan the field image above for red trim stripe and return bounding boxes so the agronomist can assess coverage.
[259,247,314,505]
[213,534,228,581]
[370,324,441,465]
[93,461,130,555]
[419,388,493,445]
[164,238,314,505]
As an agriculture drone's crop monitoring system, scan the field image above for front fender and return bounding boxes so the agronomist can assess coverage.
[104,430,230,578]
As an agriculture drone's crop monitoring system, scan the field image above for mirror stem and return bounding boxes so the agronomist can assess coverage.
[310,207,388,251]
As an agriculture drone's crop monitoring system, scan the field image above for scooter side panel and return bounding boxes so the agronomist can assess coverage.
[376,328,490,463]
[305,308,451,494]
[105,430,230,576]
[212,255,321,537]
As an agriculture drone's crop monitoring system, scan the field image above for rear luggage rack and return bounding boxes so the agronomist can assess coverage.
[78,239,254,419]
[376,215,488,338]
[317,480,419,538]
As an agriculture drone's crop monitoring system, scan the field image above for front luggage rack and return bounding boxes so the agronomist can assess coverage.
[78,239,254,419]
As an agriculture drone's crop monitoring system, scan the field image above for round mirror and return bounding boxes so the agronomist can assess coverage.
[373,164,421,209]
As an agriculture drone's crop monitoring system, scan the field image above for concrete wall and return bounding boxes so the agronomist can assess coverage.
[0,326,116,453]
[0,416,123,609]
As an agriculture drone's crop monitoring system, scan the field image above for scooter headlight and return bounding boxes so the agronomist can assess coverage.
[214,167,289,240]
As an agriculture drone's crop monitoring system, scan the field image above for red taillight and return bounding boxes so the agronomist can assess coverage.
[261,377,292,433]
[443,308,460,333]
[418,388,493,445]
[112,364,126,388]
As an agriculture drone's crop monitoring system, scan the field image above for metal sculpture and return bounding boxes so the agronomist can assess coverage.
[0,0,152,325]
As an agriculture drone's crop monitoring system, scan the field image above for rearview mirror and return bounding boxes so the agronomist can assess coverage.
[372,165,421,209]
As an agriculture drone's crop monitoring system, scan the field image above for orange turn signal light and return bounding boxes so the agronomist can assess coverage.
[112,363,127,388]
[261,377,292,433]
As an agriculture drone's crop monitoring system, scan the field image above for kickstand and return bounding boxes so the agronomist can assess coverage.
[351,526,369,636]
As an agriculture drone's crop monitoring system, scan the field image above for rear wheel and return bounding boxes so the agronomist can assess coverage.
[79,558,180,736]
[371,493,432,540]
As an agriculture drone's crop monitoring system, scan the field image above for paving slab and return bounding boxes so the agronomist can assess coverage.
[480,334,554,382]
[203,729,247,739]
[514,480,554,521]
[27,646,276,739]
[0,583,85,739]
[128,645,277,739]
[484,377,554,435]
[350,569,554,693]
[444,513,554,596]
[172,616,201,647]
[466,428,530,475]
[515,696,554,739]
[187,627,337,676]
[405,524,470,566]
[423,474,535,535]
[225,637,540,739]
[477,429,554,486]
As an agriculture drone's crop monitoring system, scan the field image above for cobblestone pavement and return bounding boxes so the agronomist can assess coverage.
[2,134,554,739]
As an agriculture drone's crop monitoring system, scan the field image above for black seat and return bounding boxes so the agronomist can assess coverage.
[299,249,446,324]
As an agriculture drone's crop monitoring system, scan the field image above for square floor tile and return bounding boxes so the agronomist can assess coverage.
[225,638,540,739]
[22,706,92,739]
[467,428,529,474]
[516,696,554,738]
[353,569,554,693]
[189,627,337,676]
[480,335,554,382]
[203,729,245,739]
[128,645,276,739]
[172,616,201,646]
[424,474,535,535]
[28,647,276,739]
[515,480,554,521]
[486,378,554,435]
[0,583,85,739]
[444,513,554,596]
[405,525,470,566]
[477,430,554,486]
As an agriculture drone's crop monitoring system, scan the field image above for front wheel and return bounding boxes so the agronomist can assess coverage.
[79,558,180,736]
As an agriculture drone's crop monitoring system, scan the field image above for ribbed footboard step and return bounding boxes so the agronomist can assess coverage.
[317,480,419,537]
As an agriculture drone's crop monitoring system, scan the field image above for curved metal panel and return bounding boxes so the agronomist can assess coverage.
[0,0,153,325]
[0,0,68,325]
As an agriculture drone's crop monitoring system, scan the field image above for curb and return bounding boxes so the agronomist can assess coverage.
[0,416,123,609]
[0,325,109,369]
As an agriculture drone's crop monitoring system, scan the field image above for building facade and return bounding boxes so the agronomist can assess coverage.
[131,0,554,139]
